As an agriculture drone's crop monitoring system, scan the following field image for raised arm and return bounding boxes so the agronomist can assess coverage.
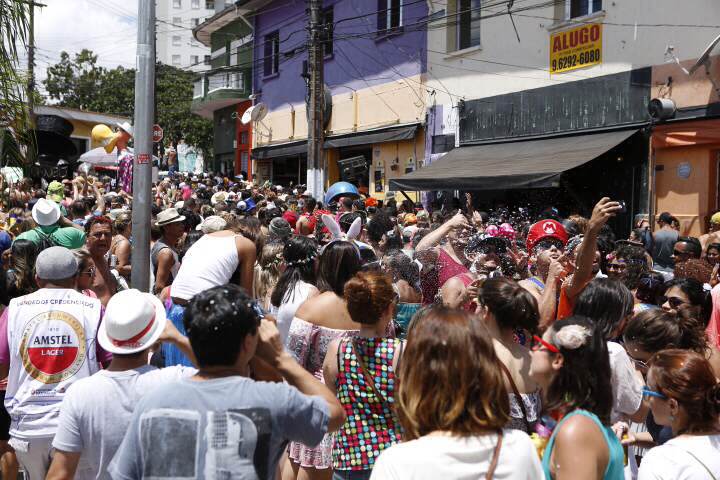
[415,212,468,252]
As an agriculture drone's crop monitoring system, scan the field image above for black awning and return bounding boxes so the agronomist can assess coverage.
[252,123,420,160]
[389,129,639,191]
[252,140,307,160]
[324,124,418,148]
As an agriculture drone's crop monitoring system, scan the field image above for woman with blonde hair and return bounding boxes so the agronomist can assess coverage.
[253,241,284,311]
[371,307,543,479]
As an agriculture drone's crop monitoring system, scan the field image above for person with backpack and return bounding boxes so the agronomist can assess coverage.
[14,199,85,250]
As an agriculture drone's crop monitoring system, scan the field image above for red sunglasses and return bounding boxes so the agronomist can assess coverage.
[532,335,560,353]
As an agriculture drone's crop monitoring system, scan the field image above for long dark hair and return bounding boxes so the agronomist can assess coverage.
[479,277,539,332]
[623,309,707,355]
[664,278,712,326]
[545,316,614,425]
[316,241,362,296]
[9,239,38,297]
[270,236,318,308]
[573,278,634,340]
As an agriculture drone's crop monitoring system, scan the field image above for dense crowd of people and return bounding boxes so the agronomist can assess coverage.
[0,169,718,480]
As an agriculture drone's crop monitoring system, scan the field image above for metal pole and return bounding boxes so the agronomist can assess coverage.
[307,0,325,201]
[647,124,656,232]
[130,0,156,292]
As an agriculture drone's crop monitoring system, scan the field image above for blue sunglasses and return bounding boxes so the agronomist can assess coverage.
[642,387,667,399]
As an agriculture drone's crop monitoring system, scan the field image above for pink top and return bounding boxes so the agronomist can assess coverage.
[420,247,470,305]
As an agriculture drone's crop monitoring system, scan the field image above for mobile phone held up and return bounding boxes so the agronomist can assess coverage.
[617,200,627,214]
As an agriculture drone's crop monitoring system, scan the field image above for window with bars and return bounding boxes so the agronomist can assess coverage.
[377,0,402,31]
[263,31,280,77]
[568,0,602,18]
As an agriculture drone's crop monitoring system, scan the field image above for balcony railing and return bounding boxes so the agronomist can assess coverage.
[208,71,245,93]
[193,68,249,100]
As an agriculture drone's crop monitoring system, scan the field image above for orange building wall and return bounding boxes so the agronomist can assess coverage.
[655,145,716,236]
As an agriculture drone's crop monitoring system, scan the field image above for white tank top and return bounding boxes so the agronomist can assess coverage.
[6,288,102,439]
[171,234,241,300]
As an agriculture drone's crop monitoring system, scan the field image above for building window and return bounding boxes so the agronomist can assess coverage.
[240,131,248,145]
[172,55,181,66]
[241,151,249,173]
[191,55,199,65]
[191,18,200,27]
[432,134,455,154]
[191,0,200,9]
[172,35,182,46]
[204,54,211,65]
[322,6,333,57]
[263,31,279,77]
[568,0,602,18]
[205,0,214,9]
[173,0,181,7]
[377,0,402,31]
[173,16,182,25]
[456,0,481,50]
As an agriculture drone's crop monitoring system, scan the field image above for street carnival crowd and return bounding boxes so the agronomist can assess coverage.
[0,158,719,480]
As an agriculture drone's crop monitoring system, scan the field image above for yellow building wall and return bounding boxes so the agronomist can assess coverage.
[655,145,716,236]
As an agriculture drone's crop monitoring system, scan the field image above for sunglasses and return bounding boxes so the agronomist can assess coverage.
[534,239,564,253]
[531,335,559,354]
[642,387,667,399]
[79,267,96,277]
[660,296,687,309]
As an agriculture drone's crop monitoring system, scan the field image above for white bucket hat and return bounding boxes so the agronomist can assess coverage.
[97,289,167,354]
[155,208,186,227]
[31,198,61,226]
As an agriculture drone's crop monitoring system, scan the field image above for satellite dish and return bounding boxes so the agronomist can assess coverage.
[241,103,268,125]
[688,33,720,75]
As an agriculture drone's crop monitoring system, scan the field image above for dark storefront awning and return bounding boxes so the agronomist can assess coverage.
[252,140,307,160]
[324,124,418,148]
[390,129,639,191]
[253,123,420,160]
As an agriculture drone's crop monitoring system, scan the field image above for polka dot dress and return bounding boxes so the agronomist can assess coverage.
[332,337,403,471]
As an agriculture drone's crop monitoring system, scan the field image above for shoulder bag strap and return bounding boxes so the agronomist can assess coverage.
[485,430,504,480]
[498,361,532,433]
[350,339,390,406]
[677,446,718,480]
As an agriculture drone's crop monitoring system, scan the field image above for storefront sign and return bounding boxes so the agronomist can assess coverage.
[550,23,602,74]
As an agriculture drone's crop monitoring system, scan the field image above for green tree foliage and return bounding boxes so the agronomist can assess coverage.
[0,0,32,168]
[42,50,213,156]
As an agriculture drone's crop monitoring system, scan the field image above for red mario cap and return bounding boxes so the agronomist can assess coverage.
[526,219,568,252]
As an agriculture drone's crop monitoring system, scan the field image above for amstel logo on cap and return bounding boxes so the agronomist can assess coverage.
[19,312,86,384]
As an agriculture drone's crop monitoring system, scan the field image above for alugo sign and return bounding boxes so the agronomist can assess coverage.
[550,23,602,74]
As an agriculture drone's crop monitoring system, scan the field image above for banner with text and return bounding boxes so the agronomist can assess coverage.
[550,23,603,74]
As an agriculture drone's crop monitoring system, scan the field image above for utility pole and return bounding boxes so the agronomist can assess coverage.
[130,0,156,292]
[306,0,325,201]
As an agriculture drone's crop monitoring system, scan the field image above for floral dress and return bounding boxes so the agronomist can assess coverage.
[332,337,403,472]
[285,317,358,469]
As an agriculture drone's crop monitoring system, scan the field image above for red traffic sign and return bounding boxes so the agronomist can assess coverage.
[137,153,151,164]
[152,124,163,143]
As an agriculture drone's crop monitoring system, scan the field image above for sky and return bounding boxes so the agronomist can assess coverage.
[21,0,140,97]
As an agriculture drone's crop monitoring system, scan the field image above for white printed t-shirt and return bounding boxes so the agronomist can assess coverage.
[53,365,197,480]
[638,434,720,480]
[3,288,103,439]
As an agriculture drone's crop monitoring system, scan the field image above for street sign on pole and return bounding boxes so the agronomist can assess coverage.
[152,124,163,143]
[130,0,155,293]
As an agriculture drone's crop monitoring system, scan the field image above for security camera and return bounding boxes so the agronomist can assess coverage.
[648,98,676,120]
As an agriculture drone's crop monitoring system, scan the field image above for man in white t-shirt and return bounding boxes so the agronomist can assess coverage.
[0,246,110,480]
[46,289,197,480]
